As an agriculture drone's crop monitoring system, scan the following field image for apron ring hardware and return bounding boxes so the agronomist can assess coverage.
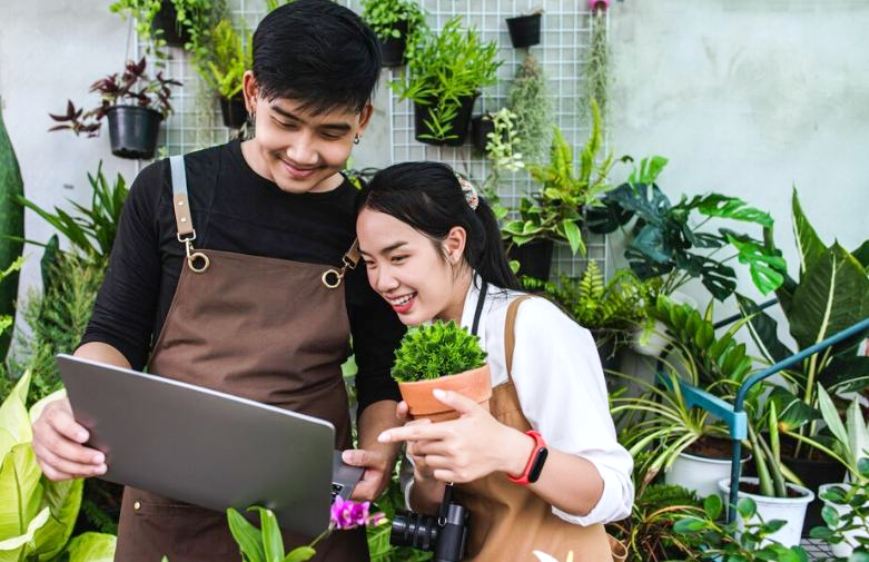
[179,232,210,274]
[322,268,343,289]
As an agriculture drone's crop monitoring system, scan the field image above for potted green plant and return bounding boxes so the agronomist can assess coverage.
[360,0,427,68]
[390,320,490,422]
[471,112,495,153]
[589,155,785,302]
[736,189,869,532]
[502,99,615,279]
[392,17,500,146]
[808,386,868,557]
[48,58,181,159]
[197,18,252,129]
[110,0,217,50]
[507,53,551,166]
[505,9,542,49]
[585,0,610,124]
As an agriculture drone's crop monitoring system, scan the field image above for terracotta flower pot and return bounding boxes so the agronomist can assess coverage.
[398,364,492,422]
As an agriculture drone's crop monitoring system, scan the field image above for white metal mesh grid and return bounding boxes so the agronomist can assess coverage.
[139,0,612,280]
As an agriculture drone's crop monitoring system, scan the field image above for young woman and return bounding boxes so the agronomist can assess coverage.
[356,162,633,561]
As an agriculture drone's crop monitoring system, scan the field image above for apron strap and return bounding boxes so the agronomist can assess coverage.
[504,295,534,379]
[169,156,210,273]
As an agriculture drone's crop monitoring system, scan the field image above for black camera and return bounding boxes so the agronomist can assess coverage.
[390,484,469,562]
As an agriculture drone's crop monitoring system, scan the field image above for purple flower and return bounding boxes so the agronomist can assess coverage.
[329,497,388,530]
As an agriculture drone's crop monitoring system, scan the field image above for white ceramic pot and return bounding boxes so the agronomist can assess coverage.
[818,482,868,557]
[665,451,747,499]
[718,477,814,548]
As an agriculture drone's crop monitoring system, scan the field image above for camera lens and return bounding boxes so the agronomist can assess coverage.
[391,511,440,551]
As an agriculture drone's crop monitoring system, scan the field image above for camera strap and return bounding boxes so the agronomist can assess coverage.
[438,483,455,526]
[471,281,488,337]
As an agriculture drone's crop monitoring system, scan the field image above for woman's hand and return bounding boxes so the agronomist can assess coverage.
[378,389,534,483]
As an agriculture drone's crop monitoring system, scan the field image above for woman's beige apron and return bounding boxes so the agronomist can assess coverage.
[454,295,628,562]
[114,156,367,561]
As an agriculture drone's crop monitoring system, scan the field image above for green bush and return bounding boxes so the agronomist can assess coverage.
[391,321,486,383]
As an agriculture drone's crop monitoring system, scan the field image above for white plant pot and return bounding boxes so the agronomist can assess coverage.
[718,477,814,549]
[665,451,747,499]
[818,482,868,557]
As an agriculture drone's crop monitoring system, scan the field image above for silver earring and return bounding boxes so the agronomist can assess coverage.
[353,134,360,145]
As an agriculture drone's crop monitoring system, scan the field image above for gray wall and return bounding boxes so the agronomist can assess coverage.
[1,1,867,332]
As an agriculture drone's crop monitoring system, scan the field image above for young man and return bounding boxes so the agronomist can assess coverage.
[30,1,403,560]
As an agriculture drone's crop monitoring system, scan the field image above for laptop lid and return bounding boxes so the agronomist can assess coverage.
[57,354,362,537]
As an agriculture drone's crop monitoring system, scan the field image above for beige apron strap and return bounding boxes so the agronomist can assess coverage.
[504,295,534,378]
[169,155,210,273]
[321,239,361,289]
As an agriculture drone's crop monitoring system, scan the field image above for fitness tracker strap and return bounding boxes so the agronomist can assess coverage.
[508,430,548,485]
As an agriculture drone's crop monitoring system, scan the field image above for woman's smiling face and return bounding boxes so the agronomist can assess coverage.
[356,208,468,326]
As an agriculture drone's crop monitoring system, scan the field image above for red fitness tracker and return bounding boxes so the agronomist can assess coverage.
[508,430,548,486]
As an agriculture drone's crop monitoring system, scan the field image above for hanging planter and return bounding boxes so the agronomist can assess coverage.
[588,0,611,11]
[48,57,180,161]
[470,113,496,153]
[152,0,190,47]
[413,94,478,146]
[507,238,554,281]
[219,95,247,130]
[106,106,163,159]
[505,11,542,49]
[379,20,408,67]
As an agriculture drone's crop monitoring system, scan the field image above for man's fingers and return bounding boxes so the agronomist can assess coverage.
[432,389,480,416]
[37,457,75,482]
[45,406,89,444]
[395,401,409,422]
[38,431,104,466]
[341,448,385,467]
[32,442,105,478]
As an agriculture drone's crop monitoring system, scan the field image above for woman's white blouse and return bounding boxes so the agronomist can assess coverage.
[457,280,634,525]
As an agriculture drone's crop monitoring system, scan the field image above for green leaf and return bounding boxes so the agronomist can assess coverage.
[226,508,266,562]
[789,244,869,353]
[852,240,869,269]
[283,546,317,562]
[737,497,757,519]
[250,507,284,562]
[0,506,49,553]
[64,532,117,562]
[561,219,585,256]
[791,189,826,276]
[30,476,84,560]
[0,372,32,459]
[697,194,773,227]
[703,494,722,521]
[817,385,850,449]
[0,444,44,544]
[673,517,706,533]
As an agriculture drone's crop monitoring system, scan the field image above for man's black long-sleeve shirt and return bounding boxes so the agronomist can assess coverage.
[81,140,403,414]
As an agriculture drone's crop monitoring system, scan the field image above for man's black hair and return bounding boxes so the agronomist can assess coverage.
[252,0,381,115]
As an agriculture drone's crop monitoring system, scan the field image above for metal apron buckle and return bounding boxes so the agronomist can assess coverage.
[178,232,210,273]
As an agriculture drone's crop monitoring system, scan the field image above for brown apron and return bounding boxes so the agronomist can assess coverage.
[114,156,368,562]
[454,294,628,562]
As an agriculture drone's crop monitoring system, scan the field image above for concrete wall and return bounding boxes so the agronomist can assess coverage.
[1,0,867,334]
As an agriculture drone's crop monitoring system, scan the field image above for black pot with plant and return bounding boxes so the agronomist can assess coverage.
[471,113,496,153]
[505,11,542,49]
[151,0,189,46]
[393,17,500,146]
[508,238,554,281]
[48,57,181,160]
[194,18,252,129]
[219,95,247,129]
[361,0,427,68]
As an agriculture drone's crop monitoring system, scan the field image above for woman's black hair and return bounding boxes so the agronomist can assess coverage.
[253,0,381,115]
[358,162,521,290]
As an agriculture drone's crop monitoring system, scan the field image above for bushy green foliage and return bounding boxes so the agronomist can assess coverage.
[507,54,551,165]
[392,17,500,143]
[502,100,615,256]
[361,0,427,45]
[391,321,486,383]
[810,458,869,556]
[672,495,810,561]
[198,18,252,99]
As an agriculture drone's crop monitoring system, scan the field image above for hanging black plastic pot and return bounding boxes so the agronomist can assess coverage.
[413,94,478,146]
[508,238,554,280]
[471,114,496,153]
[152,0,190,47]
[505,13,542,49]
[106,105,162,160]
[220,95,247,129]
[379,21,408,67]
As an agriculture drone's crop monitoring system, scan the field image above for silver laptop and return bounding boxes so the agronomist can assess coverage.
[57,354,363,537]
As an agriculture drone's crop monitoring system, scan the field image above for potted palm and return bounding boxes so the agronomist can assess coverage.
[48,58,181,159]
[392,17,500,146]
[197,19,252,129]
[505,9,543,49]
[391,320,490,422]
[502,100,615,279]
[361,0,427,68]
